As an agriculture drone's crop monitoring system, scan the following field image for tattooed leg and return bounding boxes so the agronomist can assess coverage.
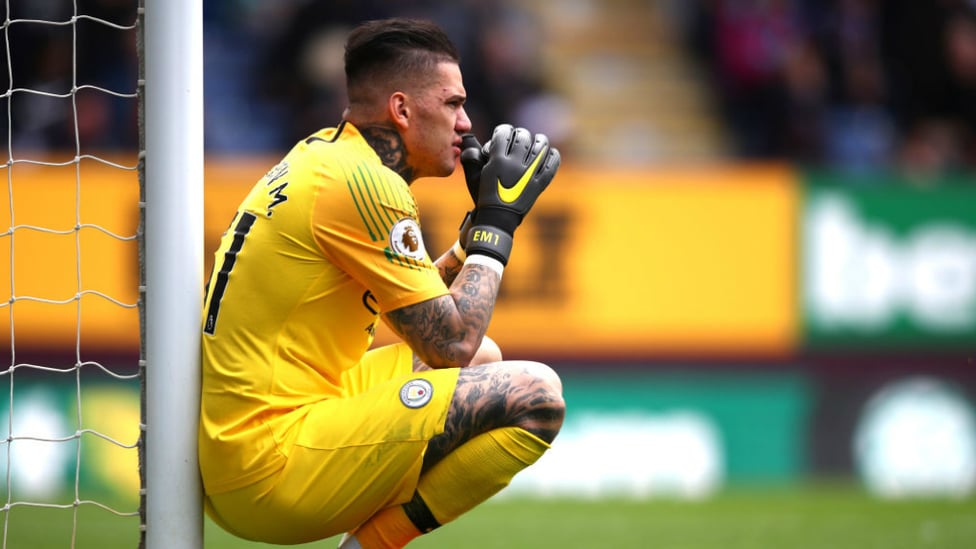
[350,360,564,546]
[422,360,565,471]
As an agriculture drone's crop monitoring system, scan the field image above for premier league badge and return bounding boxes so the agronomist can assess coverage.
[389,217,427,261]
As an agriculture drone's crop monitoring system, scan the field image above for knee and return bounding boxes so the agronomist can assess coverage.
[470,336,503,366]
[519,361,566,431]
[522,361,563,397]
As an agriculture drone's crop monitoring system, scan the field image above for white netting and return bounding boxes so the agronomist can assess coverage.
[0,1,142,547]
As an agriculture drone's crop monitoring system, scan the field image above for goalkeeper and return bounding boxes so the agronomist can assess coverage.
[198,17,564,549]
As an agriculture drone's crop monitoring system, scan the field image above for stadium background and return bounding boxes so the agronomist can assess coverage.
[2,0,975,544]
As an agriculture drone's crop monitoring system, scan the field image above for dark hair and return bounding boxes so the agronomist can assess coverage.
[344,18,460,100]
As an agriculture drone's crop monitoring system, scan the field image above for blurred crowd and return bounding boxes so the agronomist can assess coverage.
[202,0,560,153]
[0,0,138,152]
[681,0,976,175]
[0,0,557,156]
[2,0,976,176]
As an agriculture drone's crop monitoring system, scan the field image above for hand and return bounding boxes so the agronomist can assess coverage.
[460,133,486,204]
[456,133,487,251]
[465,124,560,265]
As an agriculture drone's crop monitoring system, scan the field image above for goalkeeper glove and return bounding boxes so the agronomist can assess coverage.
[465,124,560,265]
[460,133,487,203]
[456,133,487,252]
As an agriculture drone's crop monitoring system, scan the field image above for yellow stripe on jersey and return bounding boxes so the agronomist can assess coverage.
[343,161,415,242]
[339,158,429,271]
[383,249,425,271]
[345,163,388,241]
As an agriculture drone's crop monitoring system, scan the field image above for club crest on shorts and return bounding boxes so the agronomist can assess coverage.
[400,378,433,409]
[389,217,427,262]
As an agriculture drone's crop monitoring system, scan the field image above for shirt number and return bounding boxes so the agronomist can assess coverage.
[203,212,256,335]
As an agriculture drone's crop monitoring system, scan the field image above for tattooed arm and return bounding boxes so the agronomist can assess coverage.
[432,246,465,286]
[384,263,500,369]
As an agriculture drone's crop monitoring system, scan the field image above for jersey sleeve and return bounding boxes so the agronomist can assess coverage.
[311,158,449,313]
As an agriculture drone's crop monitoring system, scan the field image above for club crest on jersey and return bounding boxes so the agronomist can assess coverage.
[389,217,427,261]
[399,378,433,409]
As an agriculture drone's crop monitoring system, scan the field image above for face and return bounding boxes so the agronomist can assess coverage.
[401,61,472,180]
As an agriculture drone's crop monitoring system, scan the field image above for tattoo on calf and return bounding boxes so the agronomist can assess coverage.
[422,364,564,471]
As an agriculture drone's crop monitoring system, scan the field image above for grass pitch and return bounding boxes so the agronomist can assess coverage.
[3,482,974,548]
[409,484,976,549]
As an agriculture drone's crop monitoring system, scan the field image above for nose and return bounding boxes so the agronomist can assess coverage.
[456,107,472,133]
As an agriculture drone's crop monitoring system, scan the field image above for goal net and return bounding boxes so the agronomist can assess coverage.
[0,1,203,547]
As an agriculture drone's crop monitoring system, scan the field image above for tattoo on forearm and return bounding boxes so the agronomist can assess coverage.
[435,248,464,286]
[387,296,465,365]
[386,264,499,368]
[360,125,414,181]
[452,264,498,335]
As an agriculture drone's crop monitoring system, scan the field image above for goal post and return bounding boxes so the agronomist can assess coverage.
[141,0,204,547]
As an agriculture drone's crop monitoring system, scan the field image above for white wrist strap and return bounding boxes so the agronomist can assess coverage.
[451,240,466,262]
[465,254,504,278]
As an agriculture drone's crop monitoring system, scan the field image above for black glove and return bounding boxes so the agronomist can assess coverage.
[460,133,486,203]
[456,133,487,251]
[465,124,560,265]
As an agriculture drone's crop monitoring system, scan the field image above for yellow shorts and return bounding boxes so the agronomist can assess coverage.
[205,343,460,544]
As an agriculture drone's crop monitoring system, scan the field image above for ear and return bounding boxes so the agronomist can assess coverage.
[388,91,410,131]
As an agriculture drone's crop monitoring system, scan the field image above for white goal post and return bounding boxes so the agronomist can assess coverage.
[141,0,204,547]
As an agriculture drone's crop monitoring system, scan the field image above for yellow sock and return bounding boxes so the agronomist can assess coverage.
[350,505,420,549]
[417,426,550,525]
[349,427,549,548]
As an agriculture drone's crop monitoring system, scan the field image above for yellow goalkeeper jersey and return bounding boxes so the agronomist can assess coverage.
[199,122,449,494]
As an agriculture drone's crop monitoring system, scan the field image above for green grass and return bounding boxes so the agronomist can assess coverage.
[3,483,975,548]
